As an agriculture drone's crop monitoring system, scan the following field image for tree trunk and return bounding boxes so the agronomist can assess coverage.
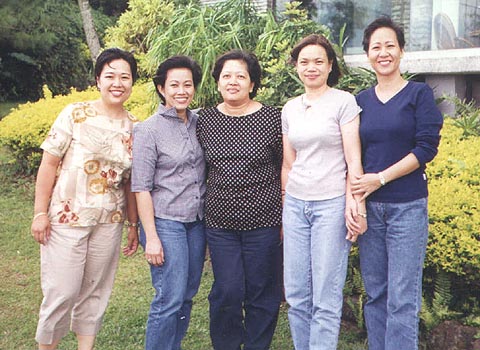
[78,0,101,62]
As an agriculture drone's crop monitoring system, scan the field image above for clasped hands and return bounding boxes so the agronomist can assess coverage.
[345,172,383,242]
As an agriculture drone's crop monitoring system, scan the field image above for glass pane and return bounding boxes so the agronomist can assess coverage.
[295,0,480,52]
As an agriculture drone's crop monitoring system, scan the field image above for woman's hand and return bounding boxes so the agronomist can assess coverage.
[123,226,139,256]
[351,173,382,201]
[356,215,368,235]
[345,195,360,238]
[346,217,368,241]
[31,214,51,245]
[345,196,368,242]
[145,236,164,266]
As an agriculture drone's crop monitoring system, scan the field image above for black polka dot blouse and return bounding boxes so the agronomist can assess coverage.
[197,104,283,231]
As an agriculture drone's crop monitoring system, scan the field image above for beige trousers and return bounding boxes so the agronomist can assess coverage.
[35,223,123,344]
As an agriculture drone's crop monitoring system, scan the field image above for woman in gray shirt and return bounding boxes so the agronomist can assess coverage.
[131,56,206,350]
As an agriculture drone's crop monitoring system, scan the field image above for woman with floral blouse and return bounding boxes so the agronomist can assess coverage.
[31,48,139,350]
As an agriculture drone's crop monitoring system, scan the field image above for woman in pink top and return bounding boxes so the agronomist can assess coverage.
[31,48,139,350]
[281,34,367,350]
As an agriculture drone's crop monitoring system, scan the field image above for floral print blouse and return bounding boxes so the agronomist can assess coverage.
[41,102,138,226]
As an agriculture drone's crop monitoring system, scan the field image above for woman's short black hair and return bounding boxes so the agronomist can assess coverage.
[152,56,202,103]
[212,50,261,99]
[95,48,138,83]
[362,16,406,52]
[289,34,341,87]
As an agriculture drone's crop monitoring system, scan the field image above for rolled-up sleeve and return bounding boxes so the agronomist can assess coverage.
[131,124,157,193]
[411,85,443,166]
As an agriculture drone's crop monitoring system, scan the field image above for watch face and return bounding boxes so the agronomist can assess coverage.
[379,173,386,186]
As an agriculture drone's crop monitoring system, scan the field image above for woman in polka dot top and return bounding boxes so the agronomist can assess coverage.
[197,50,283,350]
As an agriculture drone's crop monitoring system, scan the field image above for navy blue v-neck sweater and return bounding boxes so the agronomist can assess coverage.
[356,81,443,203]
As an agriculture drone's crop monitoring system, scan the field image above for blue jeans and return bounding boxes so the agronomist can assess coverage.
[283,194,351,350]
[358,198,428,350]
[207,226,282,350]
[139,218,206,350]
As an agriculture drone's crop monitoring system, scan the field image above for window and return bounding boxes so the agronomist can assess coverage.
[277,0,480,53]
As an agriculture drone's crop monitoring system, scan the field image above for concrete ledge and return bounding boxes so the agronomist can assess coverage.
[344,48,480,74]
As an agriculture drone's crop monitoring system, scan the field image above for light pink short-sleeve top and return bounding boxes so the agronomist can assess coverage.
[281,88,361,201]
[41,101,138,226]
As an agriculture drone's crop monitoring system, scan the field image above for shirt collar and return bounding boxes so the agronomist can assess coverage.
[156,104,196,126]
[301,94,312,110]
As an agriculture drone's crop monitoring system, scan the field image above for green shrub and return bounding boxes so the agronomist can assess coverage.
[0,84,152,174]
[104,0,174,79]
[442,95,480,138]
[426,118,480,288]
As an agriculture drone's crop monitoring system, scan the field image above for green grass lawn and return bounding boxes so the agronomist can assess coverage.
[0,161,367,350]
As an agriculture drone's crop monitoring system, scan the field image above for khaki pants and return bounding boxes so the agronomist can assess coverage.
[35,223,123,344]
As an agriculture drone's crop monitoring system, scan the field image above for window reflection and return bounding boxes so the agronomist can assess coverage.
[278,0,480,53]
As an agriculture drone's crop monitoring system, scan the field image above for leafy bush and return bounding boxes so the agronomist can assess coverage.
[425,118,480,289]
[442,95,480,138]
[420,270,462,332]
[104,0,174,76]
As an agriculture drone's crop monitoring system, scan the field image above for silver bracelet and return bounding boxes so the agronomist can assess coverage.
[33,212,48,220]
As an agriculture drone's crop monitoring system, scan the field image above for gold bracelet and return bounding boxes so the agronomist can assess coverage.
[358,212,367,218]
[33,212,48,220]
[124,221,139,228]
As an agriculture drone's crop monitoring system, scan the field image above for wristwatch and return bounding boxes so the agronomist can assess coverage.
[379,172,386,186]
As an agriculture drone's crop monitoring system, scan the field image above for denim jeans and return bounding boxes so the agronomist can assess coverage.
[206,226,282,350]
[283,194,351,350]
[358,198,428,350]
[139,218,206,350]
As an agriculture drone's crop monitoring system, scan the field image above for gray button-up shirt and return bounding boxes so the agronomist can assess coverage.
[131,105,206,222]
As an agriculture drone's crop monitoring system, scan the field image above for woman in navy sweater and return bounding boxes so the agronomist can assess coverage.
[351,17,443,350]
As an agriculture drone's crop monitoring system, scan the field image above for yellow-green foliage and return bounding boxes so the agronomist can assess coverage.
[426,118,480,284]
[104,0,174,76]
[0,84,153,173]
